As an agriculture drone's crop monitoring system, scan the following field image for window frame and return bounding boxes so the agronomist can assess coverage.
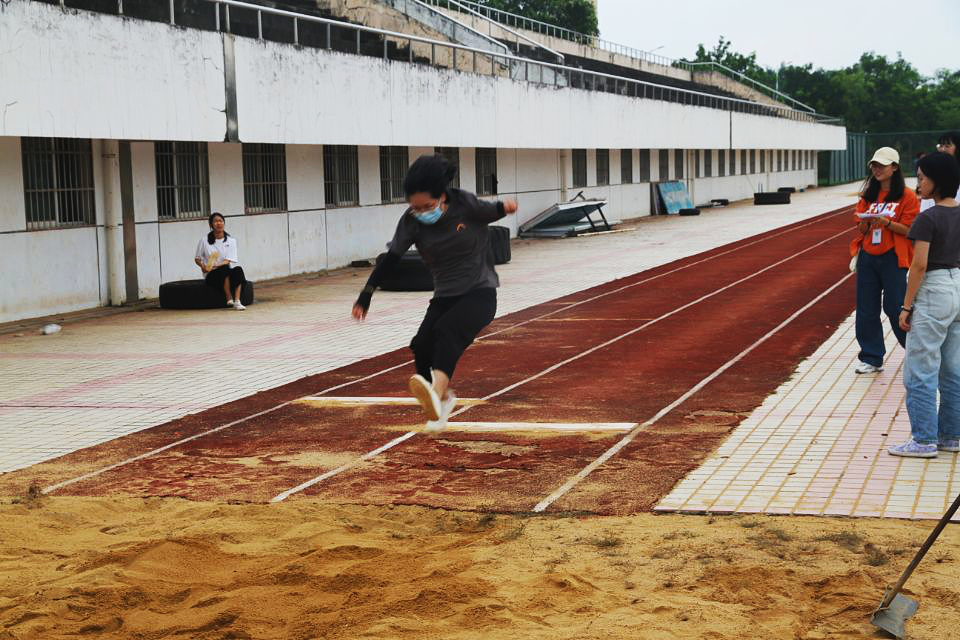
[323,144,360,208]
[379,146,409,204]
[620,148,633,184]
[596,149,610,186]
[155,141,211,220]
[475,147,498,196]
[572,149,587,188]
[21,137,96,230]
[242,143,288,214]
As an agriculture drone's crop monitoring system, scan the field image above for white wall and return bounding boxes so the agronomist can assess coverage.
[2,1,846,152]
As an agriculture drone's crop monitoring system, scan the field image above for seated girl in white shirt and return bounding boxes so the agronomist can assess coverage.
[194,212,247,310]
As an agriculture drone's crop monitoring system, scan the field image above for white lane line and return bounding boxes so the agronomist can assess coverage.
[270,226,852,502]
[296,396,481,406]
[44,210,849,496]
[532,272,854,513]
[446,422,636,432]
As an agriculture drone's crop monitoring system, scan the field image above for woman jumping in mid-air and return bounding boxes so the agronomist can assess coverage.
[352,154,517,430]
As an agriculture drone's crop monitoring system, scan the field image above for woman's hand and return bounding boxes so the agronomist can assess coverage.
[899,310,912,332]
[502,199,519,215]
[352,304,368,321]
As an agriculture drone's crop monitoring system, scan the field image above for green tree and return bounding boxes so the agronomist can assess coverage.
[475,0,599,36]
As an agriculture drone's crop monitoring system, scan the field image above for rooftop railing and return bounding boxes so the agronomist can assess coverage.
[40,0,840,124]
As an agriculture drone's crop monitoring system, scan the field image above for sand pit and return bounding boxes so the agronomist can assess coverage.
[2,497,959,639]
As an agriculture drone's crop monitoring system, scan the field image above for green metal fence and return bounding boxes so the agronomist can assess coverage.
[819,130,952,185]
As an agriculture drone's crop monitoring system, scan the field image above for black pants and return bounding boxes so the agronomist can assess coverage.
[411,287,497,381]
[205,265,246,293]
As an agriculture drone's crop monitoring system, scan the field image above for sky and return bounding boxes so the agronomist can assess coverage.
[596,0,956,77]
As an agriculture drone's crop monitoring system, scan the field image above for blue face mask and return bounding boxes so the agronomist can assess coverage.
[413,204,443,225]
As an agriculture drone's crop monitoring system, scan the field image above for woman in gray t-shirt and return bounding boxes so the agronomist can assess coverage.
[352,154,517,430]
[889,152,960,458]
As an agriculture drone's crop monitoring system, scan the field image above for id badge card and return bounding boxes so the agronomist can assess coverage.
[871,228,883,245]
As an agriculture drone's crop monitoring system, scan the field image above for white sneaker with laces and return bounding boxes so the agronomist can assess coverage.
[233,300,246,310]
[855,361,882,374]
[425,392,458,432]
[408,374,441,421]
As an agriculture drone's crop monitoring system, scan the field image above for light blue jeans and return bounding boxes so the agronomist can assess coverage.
[903,268,960,444]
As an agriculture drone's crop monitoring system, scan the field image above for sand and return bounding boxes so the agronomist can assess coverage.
[2,496,959,639]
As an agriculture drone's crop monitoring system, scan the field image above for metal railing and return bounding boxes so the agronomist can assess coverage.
[424,0,818,113]
[43,0,840,124]
[421,0,563,63]
[423,0,683,68]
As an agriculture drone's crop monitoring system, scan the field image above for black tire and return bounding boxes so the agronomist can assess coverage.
[378,252,434,292]
[678,208,701,216]
[488,225,511,265]
[159,279,255,309]
[777,187,796,193]
[754,191,791,205]
[710,198,729,206]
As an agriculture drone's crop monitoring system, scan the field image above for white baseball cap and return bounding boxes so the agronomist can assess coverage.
[869,147,900,166]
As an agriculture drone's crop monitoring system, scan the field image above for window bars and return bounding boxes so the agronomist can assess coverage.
[571,149,587,188]
[21,137,96,230]
[379,146,408,204]
[658,149,669,182]
[323,145,359,208]
[433,147,461,188]
[155,141,211,219]
[242,143,287,213]
[595,149,609,186]
[621,149,633,184]
[638,149,651,183]
[674,149,684,180]
[475,148,497,196]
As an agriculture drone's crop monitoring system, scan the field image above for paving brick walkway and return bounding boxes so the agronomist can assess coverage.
[656,318,960,521]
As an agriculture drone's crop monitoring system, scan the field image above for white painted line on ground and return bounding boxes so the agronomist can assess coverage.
[446,422,636,432]
[44,210,849,496]
[531,272,854,513]
[297,396,481,406]
[270,226,852,503]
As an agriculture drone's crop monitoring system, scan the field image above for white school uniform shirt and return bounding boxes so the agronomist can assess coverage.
[195,234,240,269]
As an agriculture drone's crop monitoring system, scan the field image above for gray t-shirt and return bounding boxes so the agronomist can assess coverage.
[908,204,960,271]
[388,188,506,297]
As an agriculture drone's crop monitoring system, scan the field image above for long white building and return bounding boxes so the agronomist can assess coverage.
[0,0,846,323]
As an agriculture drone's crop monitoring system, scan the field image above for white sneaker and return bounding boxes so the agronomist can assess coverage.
[226,299,235,308]
[855,361,882,374]
[425,392,458,432]
[233,300,246,310]
[408,374,441,421]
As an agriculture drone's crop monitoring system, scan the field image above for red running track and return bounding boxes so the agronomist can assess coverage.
[0,207,857,515]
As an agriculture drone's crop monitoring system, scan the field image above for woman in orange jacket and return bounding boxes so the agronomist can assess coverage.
[849,147,919,374]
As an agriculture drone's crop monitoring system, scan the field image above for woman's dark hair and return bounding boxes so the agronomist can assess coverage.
[918,151,960,200]
[861,163,905,203]
[938,131,960,161]
[403,154,458,199]
[207,212,229,245]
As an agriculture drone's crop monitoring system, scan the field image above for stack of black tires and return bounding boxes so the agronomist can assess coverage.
[379,225,511,292]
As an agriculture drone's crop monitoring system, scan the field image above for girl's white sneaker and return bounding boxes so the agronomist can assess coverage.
[408,374,441,421]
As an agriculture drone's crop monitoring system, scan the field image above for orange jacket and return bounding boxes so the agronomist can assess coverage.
[849,189,919,269]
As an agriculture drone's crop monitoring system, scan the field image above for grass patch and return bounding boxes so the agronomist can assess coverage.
[11,483,44,508]
[816,530,864,552]
[768,527,794,542]
[651,547,673,559]
[662,530,698,541]
[739,520,762,529]
[864,544,889,567]
[499,523,526,542]
[591,536,623,549]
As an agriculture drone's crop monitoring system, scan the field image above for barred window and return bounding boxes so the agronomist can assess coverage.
[21,137,95,230]
[704,149,713,177]
[658,149,669,181]
[242,143,287,213]
[760,149,766,173]
[621,149,633,184]
[793,150,799,171]
[323,145,359,208]
[638,149,651,182]
[718,149,726,177]
[434,147,460,188]
[694,150,701,178]
[674,149,684,180]
[572,149,587,188]
[596,149,609,186]
[475,148,497,196]
[740,149,747,175]
[728,148,736,176]
[777,150,783,171]
[379,146,408,204]
[155,142,210,219]
[750,150,757,174]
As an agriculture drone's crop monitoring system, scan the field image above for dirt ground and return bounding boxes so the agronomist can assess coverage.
[2,496,958,640]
